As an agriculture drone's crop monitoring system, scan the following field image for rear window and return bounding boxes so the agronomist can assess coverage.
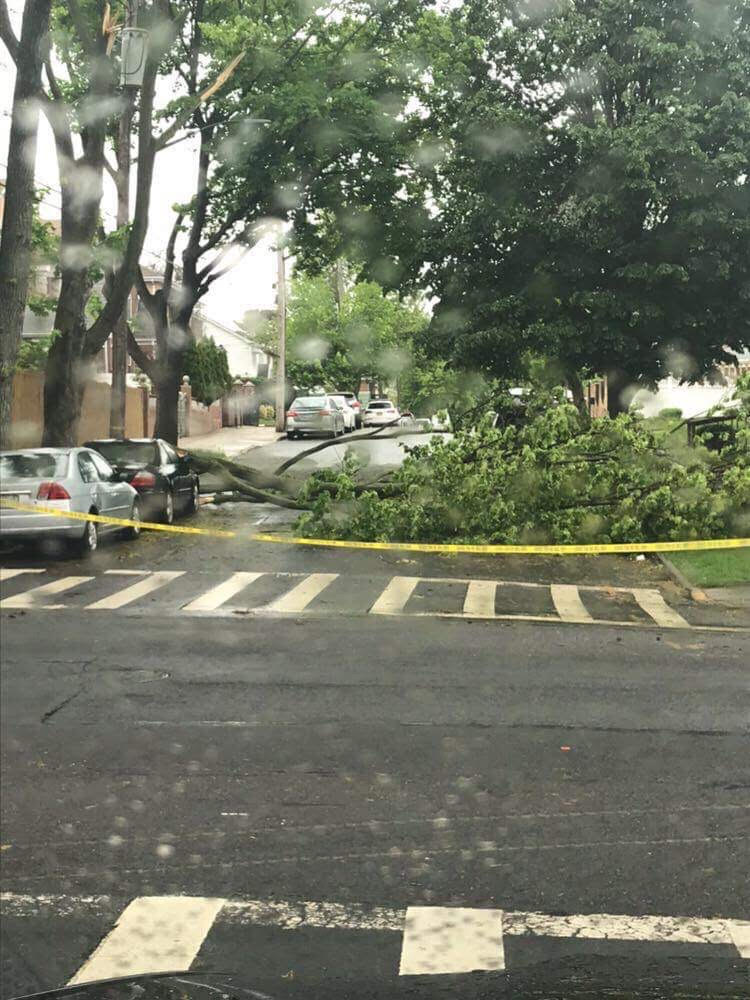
[292,397,327,408]
[88,441,159,466]
[0,452,68,480]
[330,396,348,405]
[367,401,392,409]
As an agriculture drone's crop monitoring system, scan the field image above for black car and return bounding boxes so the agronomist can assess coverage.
[84,438,199,524]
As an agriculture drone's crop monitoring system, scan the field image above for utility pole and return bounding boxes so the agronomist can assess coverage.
[275,246,287,433]
[109,0,137,438]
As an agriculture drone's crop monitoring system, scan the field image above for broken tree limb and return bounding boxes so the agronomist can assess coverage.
[273,421,430,477]
[185,450,307,509]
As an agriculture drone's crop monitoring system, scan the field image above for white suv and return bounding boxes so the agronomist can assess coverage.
[363,399,401,427]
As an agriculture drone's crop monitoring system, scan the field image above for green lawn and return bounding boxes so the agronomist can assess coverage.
[667,549,750,588]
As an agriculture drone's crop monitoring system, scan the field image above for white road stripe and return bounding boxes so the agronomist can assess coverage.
[0,568,45,582]
[728,920,750,958]
[632,588,690,628]
[67,896,225,984]
[504,910,732,945]
[370,576,420,614]
[2,893,747,958]
[86,571,185,610]
[0,576,93,608]
[266,573,339,612]
[399,906,505,975]
[463,580,496,617]
[550,584,593,623]
[183,572,264,611]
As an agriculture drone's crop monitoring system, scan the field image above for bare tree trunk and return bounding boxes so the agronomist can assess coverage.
[154,369,182,443]
[0,0,52,449]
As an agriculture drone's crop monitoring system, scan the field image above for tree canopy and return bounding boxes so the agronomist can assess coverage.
[300,0,750,412]
[252,269,427,394]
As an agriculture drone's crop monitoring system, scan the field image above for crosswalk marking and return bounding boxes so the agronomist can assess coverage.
[266,572,339,612]
[0,567,726,630]
[370,576,420,614]
[67,896,225,984]
[183,571,264,611]
[463,580,497,617]
[399,906,505,975]
[550,584,593,623]
[632,588,690,628]
[0,568,45,582]
[0,575,94,608]
[729,920,750,958]
[2,893,748,972]
[86,571,185,610]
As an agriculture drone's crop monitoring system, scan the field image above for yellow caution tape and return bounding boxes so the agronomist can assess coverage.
[252,533,750,556]
[3,499,748,554]
[0,500,235,538]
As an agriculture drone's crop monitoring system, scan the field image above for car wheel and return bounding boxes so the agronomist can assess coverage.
[186,479,200,515]
[71,517,98,557]
[162,491,174,524]
[123,500,141,540]
[287,431,297,440]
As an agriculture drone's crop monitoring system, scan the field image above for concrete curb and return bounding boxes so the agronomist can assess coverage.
[656,553,708,602]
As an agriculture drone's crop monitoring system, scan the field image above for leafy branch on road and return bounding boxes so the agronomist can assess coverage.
[293,379,750,545]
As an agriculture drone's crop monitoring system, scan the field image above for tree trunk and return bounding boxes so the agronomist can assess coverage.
[566,370,587,414]
[41,318,87,445]
[606,369,631,417]
[0,0,53,449]
[154,371,182,443]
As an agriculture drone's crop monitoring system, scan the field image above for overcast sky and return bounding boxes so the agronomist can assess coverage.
[1,7,278,329]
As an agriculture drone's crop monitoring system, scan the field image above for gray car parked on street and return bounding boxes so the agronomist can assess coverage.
[0,447,141,556]
[285,395,346,439]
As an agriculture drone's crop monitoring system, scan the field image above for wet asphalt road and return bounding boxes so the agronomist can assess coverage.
[1,495,748,999]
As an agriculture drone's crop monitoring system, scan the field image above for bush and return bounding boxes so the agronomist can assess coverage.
[295,382,749,545]
[659,407,683,419]
[183,338,232,405]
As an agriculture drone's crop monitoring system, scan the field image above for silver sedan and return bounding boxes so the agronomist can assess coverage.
[286,395,346,439]
[0,447,141,556]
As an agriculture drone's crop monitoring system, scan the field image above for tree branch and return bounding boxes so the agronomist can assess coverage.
[103,154,118,184]
[164,213,184,290]
[154,51,245,152]
[0,0,19,61]
[126,322,158,379]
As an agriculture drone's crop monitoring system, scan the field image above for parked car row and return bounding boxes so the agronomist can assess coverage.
[285,393,407,438]
[0,438,200,557]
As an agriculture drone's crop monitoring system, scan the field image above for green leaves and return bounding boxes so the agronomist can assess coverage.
[297,381,750,544]
[183,337,233,405]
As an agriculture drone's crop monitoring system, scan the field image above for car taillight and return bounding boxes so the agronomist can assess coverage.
[387,408,396,413]
[131,471,156,488]
[352,401,361,409]
[286,409,298,417]
[37,481,71,500]
[320,409,331,416]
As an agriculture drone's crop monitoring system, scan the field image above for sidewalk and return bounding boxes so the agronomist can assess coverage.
[178,425,283,458]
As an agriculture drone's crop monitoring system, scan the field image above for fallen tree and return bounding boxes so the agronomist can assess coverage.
[292,381,750,545]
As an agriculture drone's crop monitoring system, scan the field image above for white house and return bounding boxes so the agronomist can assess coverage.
[193,310,273,379]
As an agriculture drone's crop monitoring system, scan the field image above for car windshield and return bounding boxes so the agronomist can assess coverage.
[0,452,67,479]
[3,0,749,996]
[89,442,159,466]
[292,397,327,408]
